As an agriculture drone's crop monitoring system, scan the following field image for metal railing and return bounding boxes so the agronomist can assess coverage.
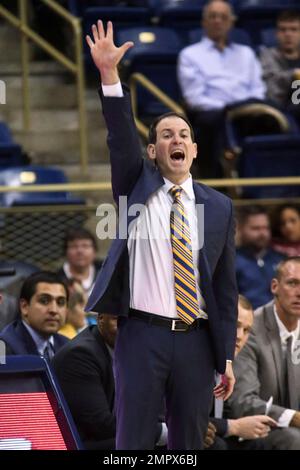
[0,176,300,193]
[0,180,299,270]
[129,72,186,139]
[0,0,88,173]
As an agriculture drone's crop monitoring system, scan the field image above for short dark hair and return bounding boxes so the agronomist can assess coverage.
[238,294,253,312]
[63,227,97,253]
[275,256,300,280]
[148,112,195,144]
[237,205,268,226]
[20,271,69,303]
[277,10,300,25]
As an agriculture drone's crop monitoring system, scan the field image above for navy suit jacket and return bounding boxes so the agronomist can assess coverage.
[52,325,115,450]
[86,88,238,374]
[0,320,68,355]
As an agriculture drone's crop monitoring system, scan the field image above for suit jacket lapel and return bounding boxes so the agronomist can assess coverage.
[295,331,300,409]
[17,321,39,355]
[264,302,285,404]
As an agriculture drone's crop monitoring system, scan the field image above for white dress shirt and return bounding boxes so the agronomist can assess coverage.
[22,320,54,357]
[127,176,207,319]
[63,262,96,297]
[102,81,207,319]
[177,36,266,111]
[273,307,300,427]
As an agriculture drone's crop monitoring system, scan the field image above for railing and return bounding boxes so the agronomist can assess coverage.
[0,179,299,269]
[0,176,300,193]
[129,72,186,139]
[0,0,88,173]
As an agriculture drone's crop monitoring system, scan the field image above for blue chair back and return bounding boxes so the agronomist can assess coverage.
[0,166,85,206]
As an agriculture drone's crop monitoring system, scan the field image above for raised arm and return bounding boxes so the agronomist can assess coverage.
[86,21,144,201]
[86,20,133,86]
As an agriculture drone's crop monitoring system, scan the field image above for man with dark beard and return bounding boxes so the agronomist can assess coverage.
[236,205,284,309]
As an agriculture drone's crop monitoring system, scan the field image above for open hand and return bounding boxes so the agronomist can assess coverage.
[86,20,134,84]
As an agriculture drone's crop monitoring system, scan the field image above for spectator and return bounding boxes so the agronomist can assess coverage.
[236,205,285,309]
[260,10,300,124]
[0,272,68,358]
[53,313,116,449]
[207,295,276,450]
[0,292,18,332]
[52,313,167,450]
[227,257,300,450]
[177,0,265,177]
[0,266,19,331]
[59,281,88,339]
[272,203,300,257]
[57,228,102,297]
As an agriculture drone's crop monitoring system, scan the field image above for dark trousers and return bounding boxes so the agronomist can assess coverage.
[114,316,215,450]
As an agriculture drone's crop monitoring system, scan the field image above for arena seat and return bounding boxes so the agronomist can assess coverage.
[0,166,85,206]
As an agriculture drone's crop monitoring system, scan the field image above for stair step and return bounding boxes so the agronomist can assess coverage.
[4,83,77,108]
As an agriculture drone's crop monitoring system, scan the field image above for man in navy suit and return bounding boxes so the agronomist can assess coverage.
[0,272,69,358]
[85,20,238,450]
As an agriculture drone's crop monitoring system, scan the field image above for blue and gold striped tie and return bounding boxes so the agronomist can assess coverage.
[170,185,199,325]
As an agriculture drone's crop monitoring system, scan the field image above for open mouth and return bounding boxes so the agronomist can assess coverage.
[170,149,185,162]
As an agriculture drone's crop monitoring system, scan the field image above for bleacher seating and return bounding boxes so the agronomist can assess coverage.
[237,134,300,199]
[225,104,300,198]
[0,166,85,207]
[234,0,300,46]
[115,26,184,118]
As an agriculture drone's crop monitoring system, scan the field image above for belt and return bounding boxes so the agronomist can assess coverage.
[129,309,208,332]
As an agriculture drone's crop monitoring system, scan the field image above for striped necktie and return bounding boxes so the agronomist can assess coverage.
[170,185,199,324]
[43,341,54,361]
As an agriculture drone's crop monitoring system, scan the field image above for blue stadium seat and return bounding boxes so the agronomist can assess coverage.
[81,5,151,66]
[0,166,85,207]
[224,102,300,198]
[259,27,277,48]
[237,134,300,198]
[187,26,252,46]
[0,122,23,168]
[115,26,184,118]
[153,0,236,29]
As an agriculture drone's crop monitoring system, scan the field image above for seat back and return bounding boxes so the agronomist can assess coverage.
[0,166,84,206]
[238,134,300,198]
[116,27,184,118]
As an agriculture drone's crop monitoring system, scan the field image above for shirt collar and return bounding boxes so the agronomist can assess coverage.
[202,35,234,51]
[22,320,54,355]
[273,305,300,345]
[63,262,95,290]
[163,175,195,201]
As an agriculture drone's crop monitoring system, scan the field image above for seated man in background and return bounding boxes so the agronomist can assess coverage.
[208,295,276,450]
[177,0,265,177]
[57,227,102,298]
[227,257,300,450]
[52,313,167,450]
[0,272,68,359]
[236,205,285,309]
[260,10,300,124]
